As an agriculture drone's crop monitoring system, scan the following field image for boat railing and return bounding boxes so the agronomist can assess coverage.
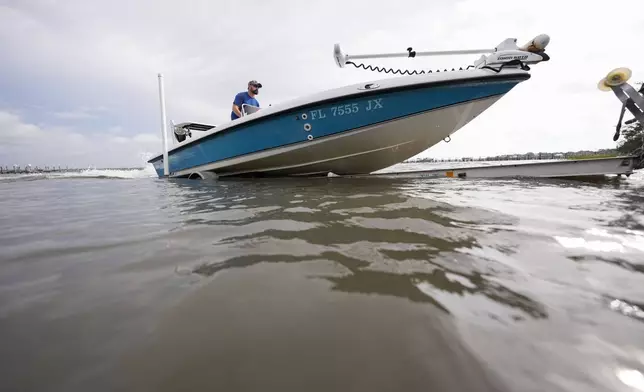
[241,103,261,117]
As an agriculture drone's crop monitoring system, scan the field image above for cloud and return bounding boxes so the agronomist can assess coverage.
[51,106,110,120]
[0,110,158,168]
[1,0,644,167]
[0,111,43,144]
[52,111,95,120]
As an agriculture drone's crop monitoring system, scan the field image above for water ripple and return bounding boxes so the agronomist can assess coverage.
[1,166,643,392]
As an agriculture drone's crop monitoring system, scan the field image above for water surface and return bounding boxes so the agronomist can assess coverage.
[1,163,643,392]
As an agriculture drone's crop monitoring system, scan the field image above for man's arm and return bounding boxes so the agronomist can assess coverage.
[232,103,242,118]
[232,93,244,118]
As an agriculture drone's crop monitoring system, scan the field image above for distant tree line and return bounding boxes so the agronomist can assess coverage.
[616,119,643,156]
[408,149,621,163]
[409,119,643,163]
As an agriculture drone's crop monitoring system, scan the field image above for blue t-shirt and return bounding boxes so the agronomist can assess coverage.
[231,91,260,120]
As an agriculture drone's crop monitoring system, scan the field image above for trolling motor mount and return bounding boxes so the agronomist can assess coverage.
[333,34,551,75]
[598,67,644,142]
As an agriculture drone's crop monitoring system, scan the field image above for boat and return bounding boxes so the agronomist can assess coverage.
[148,34,552,179]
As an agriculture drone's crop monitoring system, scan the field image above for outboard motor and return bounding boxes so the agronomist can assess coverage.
[173,123,190,143]
[171,122,216,143]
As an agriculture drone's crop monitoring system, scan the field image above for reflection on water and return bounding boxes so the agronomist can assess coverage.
[167,177,548,320]
[607,182,644,231]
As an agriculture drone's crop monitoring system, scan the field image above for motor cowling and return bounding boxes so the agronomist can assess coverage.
[484,50,550,67]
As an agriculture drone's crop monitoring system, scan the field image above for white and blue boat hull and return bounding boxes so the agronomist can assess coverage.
[149,70,530,178]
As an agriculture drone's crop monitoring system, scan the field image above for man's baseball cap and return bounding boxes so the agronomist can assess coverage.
[248,80,262,88]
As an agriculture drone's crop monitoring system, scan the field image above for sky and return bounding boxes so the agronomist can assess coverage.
[1,0,643,168]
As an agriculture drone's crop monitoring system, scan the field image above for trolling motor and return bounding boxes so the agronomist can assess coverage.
[598,67,644,141]
[333,34,551,75]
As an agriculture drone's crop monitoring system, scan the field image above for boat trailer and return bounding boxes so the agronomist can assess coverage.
[337,156,638,180]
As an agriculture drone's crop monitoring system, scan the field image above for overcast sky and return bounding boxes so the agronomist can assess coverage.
[1,0,643,168]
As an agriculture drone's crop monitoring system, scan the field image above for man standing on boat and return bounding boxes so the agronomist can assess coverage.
[231,80,261,120]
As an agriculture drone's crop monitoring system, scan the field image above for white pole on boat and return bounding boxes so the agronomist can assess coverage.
[333,35,551,68]
[333,44,495,68]
[346,48,495,61]
[157,73,169,177]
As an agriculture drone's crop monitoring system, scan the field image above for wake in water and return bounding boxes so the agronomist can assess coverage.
[0,152,159,181]
[0,164,158,181]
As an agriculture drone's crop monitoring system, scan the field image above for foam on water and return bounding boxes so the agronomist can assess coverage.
[0,164,158,181]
